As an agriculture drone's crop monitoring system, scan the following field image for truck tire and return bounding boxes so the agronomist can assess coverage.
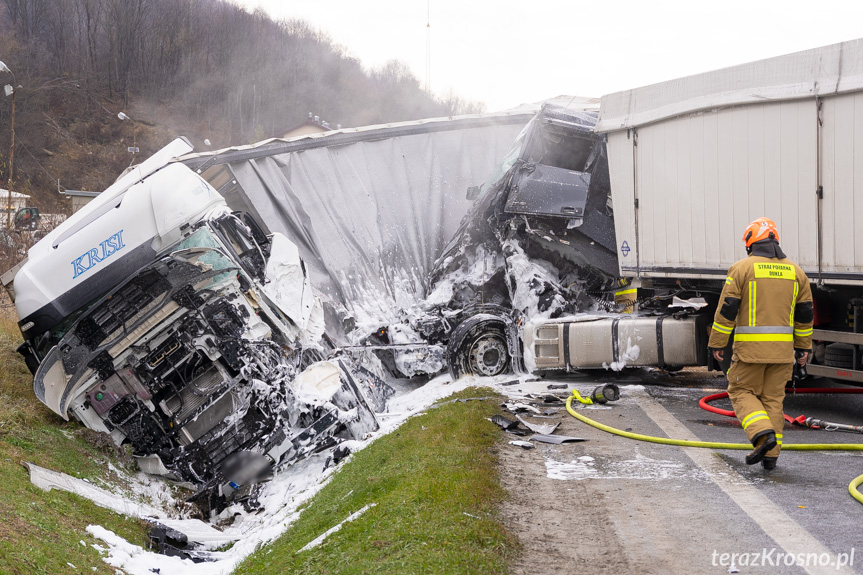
[824,343,857,369]
[447,315,513,379]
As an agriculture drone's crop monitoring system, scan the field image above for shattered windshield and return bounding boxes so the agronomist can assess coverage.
[476,119,533,196]
[525,120,596,171]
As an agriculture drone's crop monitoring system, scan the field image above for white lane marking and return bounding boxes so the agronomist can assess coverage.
[635,389,854,575]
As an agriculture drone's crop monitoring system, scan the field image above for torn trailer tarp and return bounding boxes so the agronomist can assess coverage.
[180,111,534,333]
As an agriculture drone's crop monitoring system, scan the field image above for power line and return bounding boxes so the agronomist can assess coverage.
[18,141,61,189]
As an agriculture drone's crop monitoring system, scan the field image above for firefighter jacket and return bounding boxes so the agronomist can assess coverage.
[708,253,813,363]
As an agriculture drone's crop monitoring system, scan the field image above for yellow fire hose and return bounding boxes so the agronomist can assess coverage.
[565,392,863,504]
[850,474,863,505]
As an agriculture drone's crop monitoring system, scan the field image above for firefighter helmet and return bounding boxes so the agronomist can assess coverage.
[742,217,779,248]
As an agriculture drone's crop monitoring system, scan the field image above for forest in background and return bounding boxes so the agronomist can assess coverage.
[0,0,483,211]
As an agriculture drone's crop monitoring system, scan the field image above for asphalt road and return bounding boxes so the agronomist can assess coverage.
[497,368,863,575]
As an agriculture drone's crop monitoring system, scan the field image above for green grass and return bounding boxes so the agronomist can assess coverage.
[235,390,519,575]
[0,316,149,575]
[0,306,520,574]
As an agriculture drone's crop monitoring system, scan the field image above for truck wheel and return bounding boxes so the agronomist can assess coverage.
[465,329,509,377]
[447,315,514,379]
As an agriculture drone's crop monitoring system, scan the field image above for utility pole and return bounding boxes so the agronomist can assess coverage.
[425,0,431,94]
[0,61,16,228]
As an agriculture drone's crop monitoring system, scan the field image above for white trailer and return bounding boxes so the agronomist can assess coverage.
[524,38,863,382]
[595,38,863,382]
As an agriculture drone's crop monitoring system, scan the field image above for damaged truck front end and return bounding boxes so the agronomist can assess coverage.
[8,139,389,513]
[413,103,621,378]
[423,102,713,377]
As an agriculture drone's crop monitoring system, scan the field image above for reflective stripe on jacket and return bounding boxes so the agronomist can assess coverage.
[708,255,813,363]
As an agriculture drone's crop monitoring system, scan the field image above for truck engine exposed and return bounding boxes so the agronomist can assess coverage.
[6,140,391,513]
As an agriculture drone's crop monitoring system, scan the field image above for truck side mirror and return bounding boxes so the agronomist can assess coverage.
[465,186,480,201]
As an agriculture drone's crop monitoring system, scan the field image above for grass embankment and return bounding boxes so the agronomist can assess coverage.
[236,390,518,575]
[0,315,148,574]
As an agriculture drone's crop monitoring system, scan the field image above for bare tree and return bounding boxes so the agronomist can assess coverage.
[105,0,149,105]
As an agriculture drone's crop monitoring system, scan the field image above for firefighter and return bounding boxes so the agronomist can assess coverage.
[708,217,813,470]
[614,278,637,313]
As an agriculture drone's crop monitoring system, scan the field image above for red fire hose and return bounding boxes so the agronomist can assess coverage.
[700,388,863,428]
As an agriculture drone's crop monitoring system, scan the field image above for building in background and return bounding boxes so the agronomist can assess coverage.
[280,113,337,139]
[0,189,30,212]
[59,189,99,213]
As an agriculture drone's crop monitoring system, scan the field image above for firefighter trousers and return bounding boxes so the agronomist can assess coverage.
[726,359,793,458]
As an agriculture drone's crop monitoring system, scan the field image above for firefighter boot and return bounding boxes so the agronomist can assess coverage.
[761,457,778,470]
[745,430,777,465]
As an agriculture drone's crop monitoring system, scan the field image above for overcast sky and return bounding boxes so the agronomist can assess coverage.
[233,0,863,112]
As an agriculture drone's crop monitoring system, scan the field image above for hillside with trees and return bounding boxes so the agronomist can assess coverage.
[0,0,482,213]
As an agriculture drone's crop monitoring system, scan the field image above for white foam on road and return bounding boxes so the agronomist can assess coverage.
[545,451,712,482]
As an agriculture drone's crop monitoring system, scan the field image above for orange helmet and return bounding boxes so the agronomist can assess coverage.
[742,217,779,248]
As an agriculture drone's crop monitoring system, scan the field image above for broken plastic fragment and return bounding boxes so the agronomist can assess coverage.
[501,402,541,414]
[515,415,559,435]
[508,440,534,449]
[529,435,587,444]
[491,415,519,430]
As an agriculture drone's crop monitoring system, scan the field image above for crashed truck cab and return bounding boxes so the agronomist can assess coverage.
[8,138,387,512]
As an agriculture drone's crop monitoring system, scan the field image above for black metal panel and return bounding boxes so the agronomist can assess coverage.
[504,164,591,218]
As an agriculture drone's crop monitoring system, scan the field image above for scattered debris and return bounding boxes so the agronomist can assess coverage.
[25,462,162,518]
[498,380,520,387]
[147,522,211,563]
[509,441,535,450]
[79,374,483,572]
[491,415,519,431]
[530,435,587,444]
[547,384,568,390]
[516,415,559,436]
[323,446,352,471]
[25,460,241,561]
[501,402,542,414]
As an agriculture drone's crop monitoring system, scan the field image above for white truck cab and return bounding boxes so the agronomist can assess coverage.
[5,139,387,514]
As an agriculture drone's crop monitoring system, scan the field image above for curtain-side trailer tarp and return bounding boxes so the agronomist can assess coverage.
[180,111,534,329]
